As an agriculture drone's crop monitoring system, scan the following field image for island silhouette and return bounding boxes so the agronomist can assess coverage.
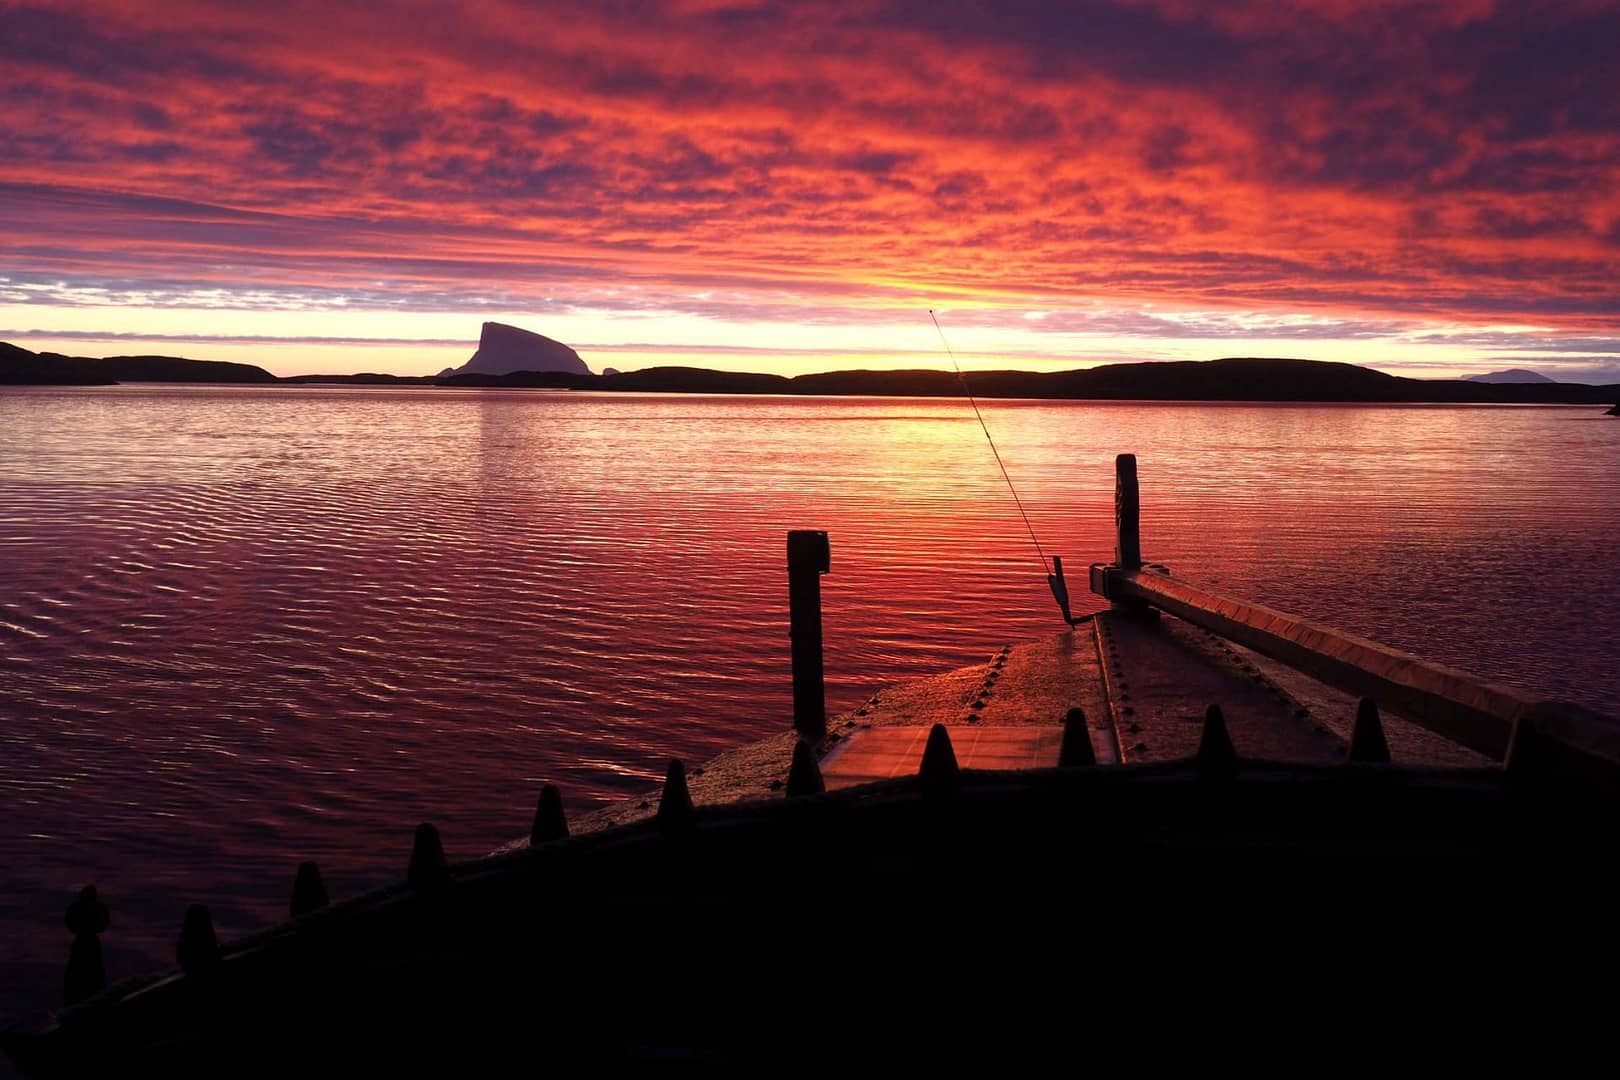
[1465,368,1558,384]
[437,322,591,379]
[5,332,1618,405]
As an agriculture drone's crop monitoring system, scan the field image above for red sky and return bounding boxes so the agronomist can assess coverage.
[3,0,1619,379]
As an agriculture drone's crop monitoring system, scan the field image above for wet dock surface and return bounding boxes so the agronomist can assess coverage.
[1096,610,1345,763]
[810,605,1495,782]
[521,607,1490,843]
[820,725,1066,787]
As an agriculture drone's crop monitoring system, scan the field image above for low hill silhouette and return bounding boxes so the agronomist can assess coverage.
[450,356,1619,404]
[2,342,276,385]
[1465,368,1556,384]
[6,341,1618,405]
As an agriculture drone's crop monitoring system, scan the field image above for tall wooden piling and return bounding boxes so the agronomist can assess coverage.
[1115,453,1141,570]
[787,530,831,740]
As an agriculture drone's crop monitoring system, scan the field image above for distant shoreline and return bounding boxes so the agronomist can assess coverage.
[5,341,1618,405]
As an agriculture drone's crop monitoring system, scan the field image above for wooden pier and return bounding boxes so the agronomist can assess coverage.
[6,453,1619,1072]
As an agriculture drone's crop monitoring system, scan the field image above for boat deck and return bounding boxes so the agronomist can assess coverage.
[546,605,1492,843]
[7,602,1611,1074]
[819,725,1067,787]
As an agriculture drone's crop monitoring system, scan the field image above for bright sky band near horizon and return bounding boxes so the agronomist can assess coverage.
[3,1,1619,380]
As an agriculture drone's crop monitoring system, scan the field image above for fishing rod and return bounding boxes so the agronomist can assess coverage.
[929,310,1077,625]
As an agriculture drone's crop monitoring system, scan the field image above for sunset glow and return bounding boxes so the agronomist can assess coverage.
[4,0,1619,378]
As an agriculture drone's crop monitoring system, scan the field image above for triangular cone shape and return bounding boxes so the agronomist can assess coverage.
[176,904,219,974]
[65,884,109,936]
[290,861,329,917]
[656,758,695,831]
[1059,707,1096,767]
[919,724,960,793]
[1197,704,1237,771]
[786,739,826,797]
[1504,714,1548,779]
[531,784,569,845]
[1349,698,1391,763]
[1503,702,1608,783]
[408,823,448,888]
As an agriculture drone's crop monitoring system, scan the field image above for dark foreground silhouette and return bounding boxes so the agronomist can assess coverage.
[5,716,1617,1072]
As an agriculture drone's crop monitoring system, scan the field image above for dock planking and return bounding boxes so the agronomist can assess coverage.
[1089,452,1619,769]
[1095,610,1345,764]
[819,725,1066,787]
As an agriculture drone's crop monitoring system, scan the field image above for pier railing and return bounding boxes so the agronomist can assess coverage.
[1089,453,1620,770]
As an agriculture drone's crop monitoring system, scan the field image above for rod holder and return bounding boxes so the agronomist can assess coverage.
[787,530,831,740]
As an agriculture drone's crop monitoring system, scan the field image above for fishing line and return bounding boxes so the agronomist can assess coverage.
[929,309,1051,577]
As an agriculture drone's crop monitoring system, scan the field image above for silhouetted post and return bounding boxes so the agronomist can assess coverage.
[408,823,449,889]
[1349,699,1391,763]
[786,739,825,796]
[656,758,695,835]
[1059,707,1095,767]
[290,861,329,917]
[787,530,831,740]
[919,724,961,796]
[1197,703,1236,778]
[1115,454,1141,570]
[531,784,569,845]
[64,885,109,1006]
[177,904,219,974]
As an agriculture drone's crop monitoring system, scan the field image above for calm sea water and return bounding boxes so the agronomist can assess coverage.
[2,386,1617,1003]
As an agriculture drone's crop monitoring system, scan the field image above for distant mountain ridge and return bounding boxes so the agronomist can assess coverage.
[441,357,1620,404]
[0,341,275,385]
[4,341,1618,405]
[1465,368,1556,384]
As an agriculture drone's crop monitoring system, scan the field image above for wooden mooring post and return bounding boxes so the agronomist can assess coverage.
[787,530,830,740]
[1114,453,1141,570]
